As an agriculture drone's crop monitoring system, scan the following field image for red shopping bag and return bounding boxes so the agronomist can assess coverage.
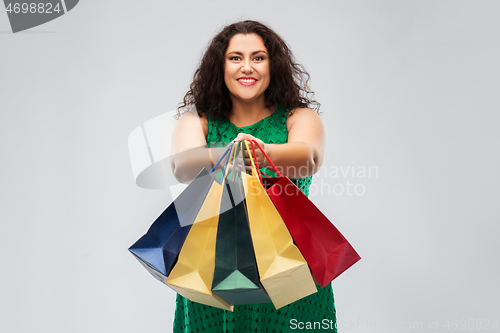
[248,140,361,287]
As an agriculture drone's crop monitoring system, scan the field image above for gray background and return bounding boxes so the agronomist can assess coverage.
[1,0,499,332]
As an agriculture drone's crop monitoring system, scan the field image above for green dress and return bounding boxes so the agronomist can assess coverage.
[172,105,338,333]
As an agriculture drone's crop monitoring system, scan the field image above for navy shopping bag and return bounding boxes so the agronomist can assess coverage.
[129,168,215,282]
[129,144,235,283]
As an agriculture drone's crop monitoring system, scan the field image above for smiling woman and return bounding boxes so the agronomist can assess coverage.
[170,20,336,333]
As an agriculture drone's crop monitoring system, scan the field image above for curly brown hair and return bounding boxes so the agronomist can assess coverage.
[177,20,319,119]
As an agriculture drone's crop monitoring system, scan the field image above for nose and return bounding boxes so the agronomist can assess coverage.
[241,60,253,73]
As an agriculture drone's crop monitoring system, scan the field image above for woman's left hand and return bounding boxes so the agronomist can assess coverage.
[233,133,268,172]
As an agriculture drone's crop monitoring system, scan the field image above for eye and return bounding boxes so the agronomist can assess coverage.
[229,56,241,61]
[253,56,264,61]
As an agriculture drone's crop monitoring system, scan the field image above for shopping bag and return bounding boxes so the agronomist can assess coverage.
[129,144,234,283]
[165,143,238,311]
[166,180,233,311]
[241,140,317,309]
[249,140,361,287]
[212,143,271,305]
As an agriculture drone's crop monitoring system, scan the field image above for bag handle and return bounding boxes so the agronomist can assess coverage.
[234,141,244,181]
[220,143,239,185]
[243,140,262,182]
[250,141,267,183]
[249,140,282,177]
[207,141,237,186]
[228,141,243,182]
[210,142,235,174]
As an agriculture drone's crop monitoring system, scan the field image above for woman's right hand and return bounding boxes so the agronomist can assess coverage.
[232,134,268,173]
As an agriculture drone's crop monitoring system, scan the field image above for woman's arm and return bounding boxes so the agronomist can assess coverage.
[236,108,325,178]
[170,111,228,183]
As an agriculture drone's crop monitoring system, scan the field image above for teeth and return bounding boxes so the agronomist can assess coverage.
[238,79,256,83]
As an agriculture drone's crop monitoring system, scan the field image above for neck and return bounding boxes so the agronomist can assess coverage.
[229,95,273,127]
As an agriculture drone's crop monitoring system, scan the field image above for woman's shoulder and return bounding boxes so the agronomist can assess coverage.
[286,107,322,132]
[175,108,209,138]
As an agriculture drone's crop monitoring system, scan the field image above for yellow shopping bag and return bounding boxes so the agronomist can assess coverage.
[241,140,317,309]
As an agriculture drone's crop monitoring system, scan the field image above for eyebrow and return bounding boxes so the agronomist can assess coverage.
[226,50,268,56]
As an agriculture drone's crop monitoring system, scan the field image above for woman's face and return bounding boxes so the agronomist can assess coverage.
[224,33,270,105]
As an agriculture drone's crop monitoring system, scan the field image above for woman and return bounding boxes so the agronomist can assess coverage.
[171,20,337,333]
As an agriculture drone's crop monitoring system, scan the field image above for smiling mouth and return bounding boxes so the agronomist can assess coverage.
[237,78,257,83]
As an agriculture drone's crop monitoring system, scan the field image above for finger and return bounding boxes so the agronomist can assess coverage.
[252,151,262,162]
[234,133,254,142]
[244,151,258,163]
[252,141,264,153]
[234,156,243,167]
